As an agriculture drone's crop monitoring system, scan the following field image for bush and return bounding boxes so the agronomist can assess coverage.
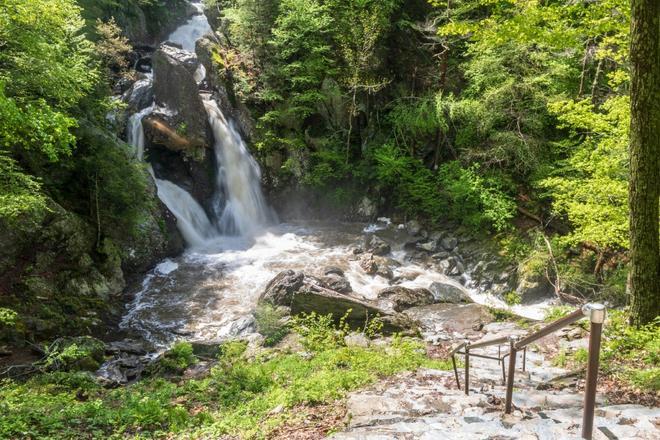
[157,341,197,374]
[254,304,289,346]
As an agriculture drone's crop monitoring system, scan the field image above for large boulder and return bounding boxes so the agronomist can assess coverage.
[364,234,391,256]
[376,286,435,312]
[516,271,556,304]
[259,270,414,333]
[122,76,154,113]
[405,303,494,341]
[149,43,211,152]
[429,282,473,304]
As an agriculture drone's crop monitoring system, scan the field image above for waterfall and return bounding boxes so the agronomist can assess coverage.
[152,178,214,247]
[204,99,273,237]
[124,0,273,247]
[165,2,211,51]
[127,104,155,161]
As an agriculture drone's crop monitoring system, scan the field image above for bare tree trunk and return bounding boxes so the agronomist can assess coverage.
[629,0,660,326]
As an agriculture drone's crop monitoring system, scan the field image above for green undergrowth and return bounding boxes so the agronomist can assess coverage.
[550,309,659,391]
[0,313,449,439]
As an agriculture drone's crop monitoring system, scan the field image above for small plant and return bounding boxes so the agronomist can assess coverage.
[503,291,522,306]
[0,308,17,327]
[487,307,518,322]
[254,304,289,346]
[290,310,352,352]
[543,305,573,322]
[158,341,197,373]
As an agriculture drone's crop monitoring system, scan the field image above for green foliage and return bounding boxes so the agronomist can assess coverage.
[158,341,198,373]
[553,310,660,391]
[0,308,18,327]
[41,337,105,372]
[0,318,448,439]
[503,291,521,306]
[254,304,290,346]
[539,96,630,251]
[543,305,574,323]
[438,162,516,231]
[290,310,351,352]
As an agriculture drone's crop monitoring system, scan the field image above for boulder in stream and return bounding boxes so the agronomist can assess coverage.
[149,42,211,152]
[364,234,391,256]
[376,286,435,312]
[259,270,415,333]
[429,282,473,304]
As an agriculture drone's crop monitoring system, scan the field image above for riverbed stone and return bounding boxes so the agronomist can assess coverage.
[429,282,473,303]
[441,236,458,251]
[405,220,422,236]
[377,286,435,312]
[364,234,391,256]
[321,273,352,294]
[359,253,378,275]
[404,303,494,340]
[417,239,438,252]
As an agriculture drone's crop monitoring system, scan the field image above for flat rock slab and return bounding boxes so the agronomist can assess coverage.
[331,369,660,440]
[404,303,493,341]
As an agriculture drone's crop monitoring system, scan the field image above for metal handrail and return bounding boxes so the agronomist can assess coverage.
[449,303,606,440]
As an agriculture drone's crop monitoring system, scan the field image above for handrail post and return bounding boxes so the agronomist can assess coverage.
[451,353,460,390]
[581,303,606,440]
[464,340,470,395]
[504,335,519,414]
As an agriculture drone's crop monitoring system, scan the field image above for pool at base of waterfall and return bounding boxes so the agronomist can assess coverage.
[119,220,551,348]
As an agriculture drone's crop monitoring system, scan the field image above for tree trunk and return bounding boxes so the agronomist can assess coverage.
[629,0,660,326]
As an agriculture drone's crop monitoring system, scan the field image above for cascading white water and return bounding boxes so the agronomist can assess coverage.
[165,1,212,51]
[204,98,274,237]
[152,178,214,247]
[127,103,154,161]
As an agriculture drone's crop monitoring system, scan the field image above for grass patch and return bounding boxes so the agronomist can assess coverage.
[0,313,449,439]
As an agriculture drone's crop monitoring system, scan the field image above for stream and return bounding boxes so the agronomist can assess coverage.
[121,1,552,349]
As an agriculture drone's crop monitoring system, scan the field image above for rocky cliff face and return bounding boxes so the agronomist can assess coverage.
[78,0,192,46]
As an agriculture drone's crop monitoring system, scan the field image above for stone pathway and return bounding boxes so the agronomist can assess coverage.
[330,320,660,439]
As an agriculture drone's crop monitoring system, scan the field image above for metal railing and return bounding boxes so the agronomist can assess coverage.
[450,303,606,440]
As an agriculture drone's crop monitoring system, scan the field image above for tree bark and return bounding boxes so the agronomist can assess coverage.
[629,0,660,326]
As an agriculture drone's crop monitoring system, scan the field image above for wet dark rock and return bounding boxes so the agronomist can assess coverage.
[96,355,146,387]
[122,76,153,113]
[377,286,435,312]
[429,282,473,303]
[359,253,378,275]
[440,236,458,251]
[260,270,305,305]
[150,43,211,151]
[405,220,422,236]
[106,339,149,356]
[364,234,391,256]
[321,273,353,294]
[323,266,345,277]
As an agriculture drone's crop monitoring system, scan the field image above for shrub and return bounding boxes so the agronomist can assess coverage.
[254,304,290,346]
